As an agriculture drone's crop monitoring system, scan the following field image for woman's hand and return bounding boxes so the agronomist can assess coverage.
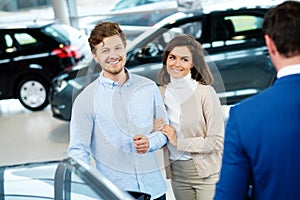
[153,118,166,131]
[162,124,177,147]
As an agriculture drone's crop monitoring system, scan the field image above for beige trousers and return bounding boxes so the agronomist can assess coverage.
[171,159,219,200]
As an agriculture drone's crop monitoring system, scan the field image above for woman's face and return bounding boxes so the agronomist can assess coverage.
[166,46,193,79]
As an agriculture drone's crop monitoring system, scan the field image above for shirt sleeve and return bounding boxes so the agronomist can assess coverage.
[214,107,251,200]
[147,84,168,152]
[177,86,224,154]
[68,88,94,165]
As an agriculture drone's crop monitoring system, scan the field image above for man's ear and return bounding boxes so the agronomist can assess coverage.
[264,35,277,55]
[92,53,99,63]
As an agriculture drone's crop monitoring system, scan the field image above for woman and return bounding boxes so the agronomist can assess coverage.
[155,34,224,200]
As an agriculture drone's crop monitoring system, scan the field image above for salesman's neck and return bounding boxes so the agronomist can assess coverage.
[274,54,300,72]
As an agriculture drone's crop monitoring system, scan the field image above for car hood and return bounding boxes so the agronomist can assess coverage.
[0,157,134,200]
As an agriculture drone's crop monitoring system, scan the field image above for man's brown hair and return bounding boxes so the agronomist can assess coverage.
[262,1,300,58]
[88,22,126,53]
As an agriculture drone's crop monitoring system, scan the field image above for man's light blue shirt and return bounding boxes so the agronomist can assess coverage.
[68,70,168,199]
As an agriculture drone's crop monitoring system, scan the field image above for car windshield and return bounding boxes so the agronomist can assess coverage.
[127,12,191,50]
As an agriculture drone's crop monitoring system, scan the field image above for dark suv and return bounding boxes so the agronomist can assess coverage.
[0,22,89,111]
[50,6,276,121]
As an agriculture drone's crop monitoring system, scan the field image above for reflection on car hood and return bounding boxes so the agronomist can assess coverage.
[0,157,134,200]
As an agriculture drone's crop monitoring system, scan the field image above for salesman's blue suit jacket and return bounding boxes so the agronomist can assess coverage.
[215,74,300,200]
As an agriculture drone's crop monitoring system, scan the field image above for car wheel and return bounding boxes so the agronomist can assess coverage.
[17,77,50,111]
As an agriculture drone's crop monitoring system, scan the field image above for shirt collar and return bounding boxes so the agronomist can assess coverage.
[277,64,300,79]
[98,68,133,88]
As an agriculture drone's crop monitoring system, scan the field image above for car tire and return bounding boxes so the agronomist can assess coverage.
[17,77,50,111]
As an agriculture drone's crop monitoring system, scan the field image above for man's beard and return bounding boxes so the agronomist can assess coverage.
[102,57,125,75]
[103,66,123,75]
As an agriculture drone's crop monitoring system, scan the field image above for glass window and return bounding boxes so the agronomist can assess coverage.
[43,24,81,45]
[14,33,37,45]
[139,21,202,58]
[211,14,264,47]
[4,34,13,47]
[4,34,17,53]
[70,172,105,199]
[227,15,263,32]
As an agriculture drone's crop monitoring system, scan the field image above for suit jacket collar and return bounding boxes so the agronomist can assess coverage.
[274,73,300,86]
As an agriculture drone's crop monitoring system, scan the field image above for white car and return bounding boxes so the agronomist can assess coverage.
[92,0,178,26]
[0,157,139,199]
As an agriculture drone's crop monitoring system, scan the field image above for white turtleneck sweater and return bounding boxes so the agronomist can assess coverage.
[165,73,198,160]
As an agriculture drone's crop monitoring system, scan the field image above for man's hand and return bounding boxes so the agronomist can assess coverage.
[133,134,149,154]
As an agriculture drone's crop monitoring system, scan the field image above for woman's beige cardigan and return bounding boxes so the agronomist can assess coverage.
[160,84,225,179]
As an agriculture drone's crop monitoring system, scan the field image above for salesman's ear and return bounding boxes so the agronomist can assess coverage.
[264,35,277,56]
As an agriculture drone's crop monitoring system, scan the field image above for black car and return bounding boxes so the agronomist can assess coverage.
[50,6,276,121]
[0,156,137,200]
[0,21,89,111]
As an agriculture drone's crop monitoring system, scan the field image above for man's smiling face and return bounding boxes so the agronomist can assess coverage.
[93,35,127,77]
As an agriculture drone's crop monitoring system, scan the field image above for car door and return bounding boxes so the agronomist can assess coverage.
[204,10,276,104]
[0,31,19,99]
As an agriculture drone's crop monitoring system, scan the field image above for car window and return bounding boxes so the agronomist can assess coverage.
[4,34,13,47]
[211,14,264,48]
[43,23,81,44]
[3,34,17,53]
[14,33,38,46]
[229,15,263,32]
[139,21,202,58]
[162,22,202,44]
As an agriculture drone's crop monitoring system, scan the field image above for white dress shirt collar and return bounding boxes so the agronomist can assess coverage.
[277,64,300,78]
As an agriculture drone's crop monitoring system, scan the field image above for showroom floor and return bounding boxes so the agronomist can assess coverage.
[0,99,69,166]
[0,99,178,199]
[0,99,230,199]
